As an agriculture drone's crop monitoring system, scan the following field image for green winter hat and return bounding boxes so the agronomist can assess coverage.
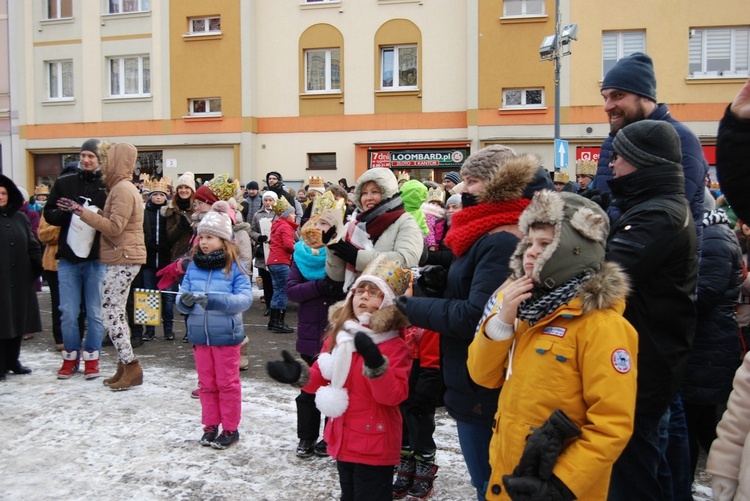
[510,190,609,291]
[399,179,429,236]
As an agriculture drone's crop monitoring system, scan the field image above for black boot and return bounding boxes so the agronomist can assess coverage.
[273,310,294,334]
[267,309,280,331]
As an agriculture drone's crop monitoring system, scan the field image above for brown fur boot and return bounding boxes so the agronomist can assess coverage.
[103,361,125,386]
[109,360,143,391]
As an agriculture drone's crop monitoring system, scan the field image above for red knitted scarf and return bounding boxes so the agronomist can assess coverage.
[444,199,531,257]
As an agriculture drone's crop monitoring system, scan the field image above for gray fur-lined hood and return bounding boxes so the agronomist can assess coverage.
[479,154,555,204]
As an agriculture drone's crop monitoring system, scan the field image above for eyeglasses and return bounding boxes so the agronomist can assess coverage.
[352,288,384,299]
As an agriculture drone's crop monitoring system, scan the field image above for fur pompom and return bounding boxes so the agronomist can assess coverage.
[315,385,349,418]
[318,352,333,381]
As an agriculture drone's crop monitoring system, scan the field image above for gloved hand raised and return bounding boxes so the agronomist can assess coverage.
[256,235,268,243]
[502,474,575,501]
[266,350,303,384]
[416,265,448,297]
[328,240,359,265]
[514,409,582,480]
[354,331,387,378]
[321,226,338,245]
[193,294,208,309]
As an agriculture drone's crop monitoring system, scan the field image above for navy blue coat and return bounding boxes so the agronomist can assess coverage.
[593,104,708,252]
[681,214,743,405]
[399,231,519,428]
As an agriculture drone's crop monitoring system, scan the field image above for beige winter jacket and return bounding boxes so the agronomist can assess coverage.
[79,143,146,265]
[706,351,750,500]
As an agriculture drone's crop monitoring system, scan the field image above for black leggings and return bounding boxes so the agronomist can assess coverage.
[683,402,722,481]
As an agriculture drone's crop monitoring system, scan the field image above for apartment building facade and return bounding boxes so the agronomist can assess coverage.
[5,0,749,191]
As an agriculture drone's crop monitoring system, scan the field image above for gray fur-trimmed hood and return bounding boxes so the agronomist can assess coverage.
[353,168,400,211]
[480,154,555,204]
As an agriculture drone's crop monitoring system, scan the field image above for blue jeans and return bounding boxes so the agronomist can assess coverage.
[142,267,175,332]
[268,264,289,310]
[665,394,692,501]
[456,420,493,501]
[609,412,667,501]
[57,259,106,353]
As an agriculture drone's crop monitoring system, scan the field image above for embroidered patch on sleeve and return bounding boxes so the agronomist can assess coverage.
[542,326,567,338]
[611,349,632,374]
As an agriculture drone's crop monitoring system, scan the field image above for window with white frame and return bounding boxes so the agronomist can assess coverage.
[47,60,74,100]
[189,98,222,116]
[502,88,544,109]
[381,45,418,90]
[305,48,341,93]
[503,0,545,17]
[189,16,221,34]
[108,56,150,97]
[47,0,72,19]
[602,31,646,77]
[689,27,749,77]
[108,0,150,14]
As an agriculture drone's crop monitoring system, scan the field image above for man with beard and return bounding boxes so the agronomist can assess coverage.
[593,53,707,243]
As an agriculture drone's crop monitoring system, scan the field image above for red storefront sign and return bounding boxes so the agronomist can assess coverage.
[576,145,717,165]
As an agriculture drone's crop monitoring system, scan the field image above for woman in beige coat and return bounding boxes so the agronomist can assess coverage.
[58,142,146,391]
[706,351,750,500]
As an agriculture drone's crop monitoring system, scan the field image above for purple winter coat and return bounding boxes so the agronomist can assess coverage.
[287,261,338,358]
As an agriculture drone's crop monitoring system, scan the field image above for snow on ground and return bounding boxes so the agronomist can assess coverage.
[0,349,473,501]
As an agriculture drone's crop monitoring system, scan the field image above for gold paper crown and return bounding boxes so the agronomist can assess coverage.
[139,173,151,183]
[426,187,445,205]
[150,177,172,195]
[397,171,410,183]
[358,254,413,297]
[34,185,50,196]
[553,171,570,184]
[310,191,345,220]
[271,195,293,216]
[309,175,325,189]
[576,160,597,177]
[207,174,241,202]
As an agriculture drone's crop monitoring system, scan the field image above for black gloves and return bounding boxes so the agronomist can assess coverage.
[321,226,337,245]
[329,240,359,265]
[317,275,344,298]
[266,350,302,384]
[502,474,575,501]
[395,295,409,314]
[579,189,610,211]
[256,235,268,243]
[514,409,582,480]
[177,213,191,230]
[410,368,442,415]
[354,331,387,377]
[417,265,448,297]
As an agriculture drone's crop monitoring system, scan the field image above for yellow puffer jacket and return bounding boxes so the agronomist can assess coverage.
[467,262,638,500]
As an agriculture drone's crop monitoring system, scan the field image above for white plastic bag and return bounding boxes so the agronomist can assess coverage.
[66,202,99,258]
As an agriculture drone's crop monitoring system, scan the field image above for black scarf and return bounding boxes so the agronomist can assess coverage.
[193,250,227,270]
[176,197,192,211]
[517,272,592,326]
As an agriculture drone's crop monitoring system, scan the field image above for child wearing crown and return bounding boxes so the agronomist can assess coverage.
[266,195,299,333]
[267,255,413,501]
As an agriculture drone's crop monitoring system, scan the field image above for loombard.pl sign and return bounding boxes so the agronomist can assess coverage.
[369,149,469,169]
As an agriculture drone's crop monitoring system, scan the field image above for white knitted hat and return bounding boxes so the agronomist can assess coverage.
[175,172,196,192]
[196,201,233,241]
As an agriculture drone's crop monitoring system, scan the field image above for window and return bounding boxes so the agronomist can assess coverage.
[602,31,646,77]
[503,0,544,17]
[689,27,749,77]
[108,56,150,97]
[502,88,544,109]
[381,45,418,90]
[47,0,72,19]
[305,49,341,93]
[47,60,74,100]
[189,16,221,34]
[108,0,150,14]
[308,153,337,170]
[189,98,222,116]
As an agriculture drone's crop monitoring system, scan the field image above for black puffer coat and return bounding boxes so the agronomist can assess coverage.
[0,174,42,341]
[716,104,750,223]
[681,210,743,405]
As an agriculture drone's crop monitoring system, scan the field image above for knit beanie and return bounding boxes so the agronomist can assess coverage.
[262,190,278,203]
[18,186,29,203]
[246,181,259,190]
[196,201,234,241]
[460,145,517,181]
[510,190,609,291]
[175,172,196,192]
[613,120,682,169]
[444,171,461,185]
[446,193,462,207]
[601,52,657,102]
[194,184,219,205]
[80,138,103,162]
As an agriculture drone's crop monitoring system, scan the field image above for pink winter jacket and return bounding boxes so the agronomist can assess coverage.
[302,317,412,466]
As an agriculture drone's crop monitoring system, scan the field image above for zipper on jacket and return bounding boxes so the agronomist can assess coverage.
[203,269,213,346]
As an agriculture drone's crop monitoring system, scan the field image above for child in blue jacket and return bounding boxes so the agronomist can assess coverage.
[176,201,253,450]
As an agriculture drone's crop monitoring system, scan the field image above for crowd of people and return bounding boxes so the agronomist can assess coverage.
[1,55,750,500]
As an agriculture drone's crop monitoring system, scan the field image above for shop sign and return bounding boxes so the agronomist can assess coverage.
[369,149,469,169]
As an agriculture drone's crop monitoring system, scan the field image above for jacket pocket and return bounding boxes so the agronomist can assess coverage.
[346,417,388,456]
[529,339,577,390]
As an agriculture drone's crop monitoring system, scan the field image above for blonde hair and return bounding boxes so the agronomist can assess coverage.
[323,280,380,353]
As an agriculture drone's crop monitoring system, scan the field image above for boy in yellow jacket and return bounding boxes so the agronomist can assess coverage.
[467,190,638,500]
